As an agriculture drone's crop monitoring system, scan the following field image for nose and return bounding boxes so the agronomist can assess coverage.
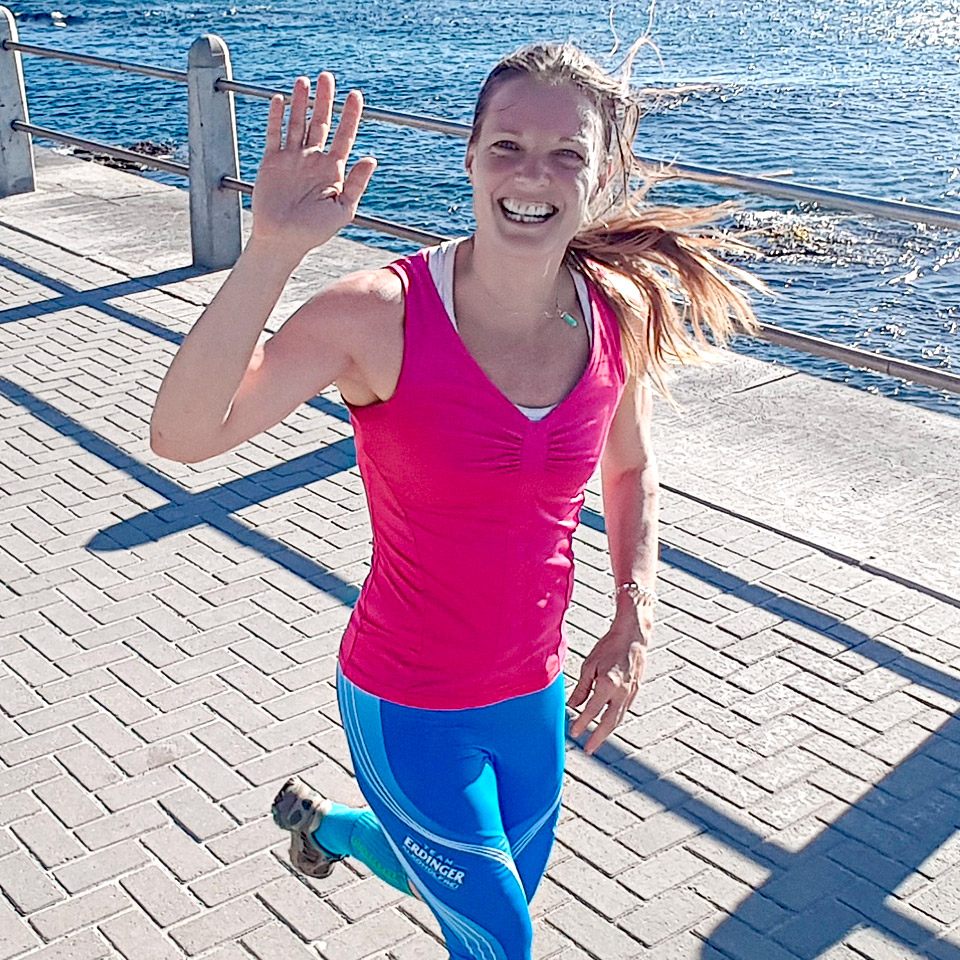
[514,153,550,184]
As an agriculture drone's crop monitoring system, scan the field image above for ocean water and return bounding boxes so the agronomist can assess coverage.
[9,0,960,414]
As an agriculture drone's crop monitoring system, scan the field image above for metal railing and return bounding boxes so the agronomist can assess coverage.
[0,15,957,396]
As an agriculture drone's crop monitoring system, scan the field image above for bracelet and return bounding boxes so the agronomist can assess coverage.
[613,581,658,606]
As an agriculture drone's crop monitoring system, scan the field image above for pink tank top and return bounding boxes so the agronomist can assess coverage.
[338,250,626,709]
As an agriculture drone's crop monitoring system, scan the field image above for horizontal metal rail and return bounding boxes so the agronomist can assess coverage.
[636,155,960,233]
[3,40,187,83]
[13,121,189,177]
[220,175,448,246]
[755,324,960,394]
[216,79,472,138]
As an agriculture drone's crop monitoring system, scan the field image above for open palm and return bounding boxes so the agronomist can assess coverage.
[251,72,377,259]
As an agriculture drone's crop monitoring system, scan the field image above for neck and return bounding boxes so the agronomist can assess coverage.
[459,234,572,334]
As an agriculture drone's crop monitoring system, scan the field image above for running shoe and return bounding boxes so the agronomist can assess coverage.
[271,777,346,879]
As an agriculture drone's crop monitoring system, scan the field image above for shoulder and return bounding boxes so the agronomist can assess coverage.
[302,266,407,403]
[313,266,404,319]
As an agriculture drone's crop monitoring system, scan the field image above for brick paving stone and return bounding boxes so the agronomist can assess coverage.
[116,734,200,776]
[744,745,822,792]
[242,921,319,960]
[618,846,707,900]
[750,779,835,830]
[120,863,204,926]
[549,858,639,920]
[141,825,220,882]
[193,720,264,765]
[327,876,407,922]
[0,852,64,914]
[74,802,168,851]
[158,788,234,842]
[96,768,182,812]
[256,875,343,941]
[555,818,636,877]
[619,811,702,860]
[772,897,865,960]
[560,778,637,836]
[321,909,417,960]
[189,853,286,907]
[619,885,716,946]
[677,756,767,808]
[176,751,247,801]
[53,842,150,895]
[29,885,132,941]
[11,812,86,869]
[90,684,155,725]
[0,897,40,960]
[546,900,640,960]
[99,909,182,960]
[236,742,323,786]
[33,777,103,828]
[169,896,272,956]
[21,930,113,960]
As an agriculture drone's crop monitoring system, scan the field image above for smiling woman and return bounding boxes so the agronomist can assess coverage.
[150,42,761,960]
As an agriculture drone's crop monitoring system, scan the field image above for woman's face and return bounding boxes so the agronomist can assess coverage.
[466,74,605,256]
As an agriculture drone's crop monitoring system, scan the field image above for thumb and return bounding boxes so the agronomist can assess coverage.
[567,663,596,708]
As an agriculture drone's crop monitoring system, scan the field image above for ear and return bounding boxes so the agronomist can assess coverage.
[464,143,476,181]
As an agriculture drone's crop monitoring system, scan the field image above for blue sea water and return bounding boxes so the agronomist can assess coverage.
[8,0,960,413]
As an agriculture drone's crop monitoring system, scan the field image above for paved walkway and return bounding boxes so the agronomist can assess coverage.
[0,150,959,960]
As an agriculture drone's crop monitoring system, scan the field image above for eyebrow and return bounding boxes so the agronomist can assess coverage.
[490,127,591,146]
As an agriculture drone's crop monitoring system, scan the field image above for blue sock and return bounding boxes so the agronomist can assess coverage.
[313,803,412,895]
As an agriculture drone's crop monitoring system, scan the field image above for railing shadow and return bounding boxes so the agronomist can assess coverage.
[0,256,215,342]
[0,376,359,605]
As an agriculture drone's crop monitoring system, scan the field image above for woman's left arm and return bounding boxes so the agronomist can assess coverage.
[568,375,658,755]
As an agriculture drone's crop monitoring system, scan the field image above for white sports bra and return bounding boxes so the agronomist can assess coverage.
[426,238,594,422]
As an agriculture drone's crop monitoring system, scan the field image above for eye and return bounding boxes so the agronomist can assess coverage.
[492,140,520,151]
[556,149,585,163]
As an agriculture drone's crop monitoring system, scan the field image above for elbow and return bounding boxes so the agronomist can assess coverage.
[149,422,215,464]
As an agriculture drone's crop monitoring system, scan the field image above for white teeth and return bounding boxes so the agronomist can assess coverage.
[500,199,557,222]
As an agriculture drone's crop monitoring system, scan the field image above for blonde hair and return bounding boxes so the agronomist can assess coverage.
[470,42,764,403]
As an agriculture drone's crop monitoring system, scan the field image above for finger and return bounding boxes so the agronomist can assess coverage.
[584,698,629,755]
[583,704,617,755]
[569,688,608,740]
[340,156,378,210]
[264,93,285,155]
[285,76,310,150]
[328,88,364,163]
[566,666,595,709]
[307,71,335,150]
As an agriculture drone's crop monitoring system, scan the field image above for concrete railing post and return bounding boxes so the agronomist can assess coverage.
[0,7,35,197]
[188,34,241,269]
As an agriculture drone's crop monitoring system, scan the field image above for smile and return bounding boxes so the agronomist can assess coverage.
[498,198,558,224]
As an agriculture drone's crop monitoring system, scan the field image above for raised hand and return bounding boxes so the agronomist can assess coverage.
[251,72,377,259]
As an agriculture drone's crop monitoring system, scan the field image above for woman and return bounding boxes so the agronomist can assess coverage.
[151,43,758,960]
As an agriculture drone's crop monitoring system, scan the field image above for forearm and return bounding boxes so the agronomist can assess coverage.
[150,238,302,459]
[601,459,660,629]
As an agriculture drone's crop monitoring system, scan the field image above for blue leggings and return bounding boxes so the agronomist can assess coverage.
[329,667,566,960]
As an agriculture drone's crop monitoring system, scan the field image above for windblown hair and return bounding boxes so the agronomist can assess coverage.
[470,42,764,403]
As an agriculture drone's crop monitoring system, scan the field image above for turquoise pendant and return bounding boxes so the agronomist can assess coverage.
[562,312,578,327]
